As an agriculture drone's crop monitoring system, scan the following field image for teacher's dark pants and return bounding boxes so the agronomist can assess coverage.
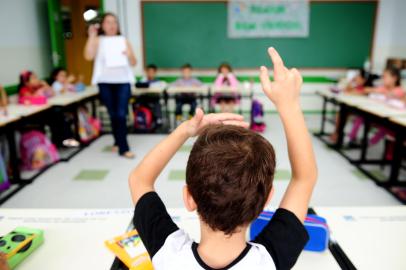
[98,83,131,155]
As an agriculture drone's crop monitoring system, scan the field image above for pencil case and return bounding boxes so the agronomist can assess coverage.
[18,96,47,105]
[250,211,330,252]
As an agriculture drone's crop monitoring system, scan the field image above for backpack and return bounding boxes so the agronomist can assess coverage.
[250,99,266,132]
[134,105,154,132]
[20,130,60,170]
[0,153,10,192]
[78,108,101,143]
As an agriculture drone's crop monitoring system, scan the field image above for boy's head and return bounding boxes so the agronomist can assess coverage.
[146,64,158,81]
[185,124,276,235]
[181,63,192,80]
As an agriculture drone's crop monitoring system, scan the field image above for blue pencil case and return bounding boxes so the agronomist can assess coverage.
[250,211,330,252]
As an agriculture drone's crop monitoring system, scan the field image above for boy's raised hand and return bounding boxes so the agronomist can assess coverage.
[185,108,249,137]
[260,47,303,110]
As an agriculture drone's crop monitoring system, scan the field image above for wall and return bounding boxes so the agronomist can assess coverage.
[105,0,405,76]
[372,0,406,72]
[0,0,52,85]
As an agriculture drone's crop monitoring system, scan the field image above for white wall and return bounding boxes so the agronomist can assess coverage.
[105,0,406,76]
[0,0,52,85]
[372,0,406,73]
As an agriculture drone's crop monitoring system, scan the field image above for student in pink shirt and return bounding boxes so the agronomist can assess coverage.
[368,68,405,151]
[212,63,240,112]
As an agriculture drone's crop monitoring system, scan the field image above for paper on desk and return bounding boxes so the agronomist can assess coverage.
[102,36,128,68]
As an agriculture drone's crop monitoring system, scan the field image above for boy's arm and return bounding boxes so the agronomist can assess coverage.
[129,109,248,206]
[260,48,317,223]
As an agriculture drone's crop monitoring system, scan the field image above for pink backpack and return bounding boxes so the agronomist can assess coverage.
[78,108,101,143]
[20,130,60,170]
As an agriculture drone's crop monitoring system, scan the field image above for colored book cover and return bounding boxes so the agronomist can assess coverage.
[105,230,153,270]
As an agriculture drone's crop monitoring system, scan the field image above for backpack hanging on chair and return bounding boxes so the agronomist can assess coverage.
[133,104,154,132]
[78,107,101,143]
[250,99,266,133]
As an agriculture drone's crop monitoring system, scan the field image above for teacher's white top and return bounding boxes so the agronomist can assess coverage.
[91,35,135,85]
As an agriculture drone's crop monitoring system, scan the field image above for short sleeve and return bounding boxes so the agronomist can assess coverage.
[253,208,309,270]
[133,192,179,258]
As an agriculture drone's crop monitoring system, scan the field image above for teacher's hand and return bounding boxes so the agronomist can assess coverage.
[88,24,99,38]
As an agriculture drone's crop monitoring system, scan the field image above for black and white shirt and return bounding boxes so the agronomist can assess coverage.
[133,192,309,270]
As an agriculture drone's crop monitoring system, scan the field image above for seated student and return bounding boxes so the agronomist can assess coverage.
[18,70,54,104]
[135,64,164,127]
[50,67,79,94]
[0,84,7,115]
[330,69,371,144]
[368,67,405,151]
[129,48,317,270]
[136,64,165,88]
[171,63,203,125]
[48,68,80,147]
[212,62,240,113]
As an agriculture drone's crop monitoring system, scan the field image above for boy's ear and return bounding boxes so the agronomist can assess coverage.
[264,186,275,208]
[183,185,197,212]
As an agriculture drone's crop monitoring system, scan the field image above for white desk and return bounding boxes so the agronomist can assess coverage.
[335,94,375,107]
[132,87,165,96]
[315,206,406,270]
[211,86,249,95]
[390,116,406,127]
[6,104,51,118]
[0,113,20,127]
[0,208,339,270]
[167,85,209,95]
[356,102,406,118]
[48,87,99,106]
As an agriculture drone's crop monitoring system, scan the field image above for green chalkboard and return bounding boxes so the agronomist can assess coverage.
[142,1,377,68]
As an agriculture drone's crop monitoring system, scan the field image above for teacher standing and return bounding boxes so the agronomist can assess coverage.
[84,12,136,159]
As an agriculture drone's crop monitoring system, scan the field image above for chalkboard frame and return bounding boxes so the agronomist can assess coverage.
[140,0,379,70]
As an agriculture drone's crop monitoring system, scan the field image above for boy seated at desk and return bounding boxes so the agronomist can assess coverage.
[135,64,165,127]
[129,48,317,270]
[50,67,85,94]
[0,85,7,116]
[171,63,203,126]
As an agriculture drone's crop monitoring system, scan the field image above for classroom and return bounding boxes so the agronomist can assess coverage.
[0,0,405,269]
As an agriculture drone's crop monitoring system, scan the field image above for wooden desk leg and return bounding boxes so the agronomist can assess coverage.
[388,130,405,186]
[5,128,21,184]
[334,104,348,149]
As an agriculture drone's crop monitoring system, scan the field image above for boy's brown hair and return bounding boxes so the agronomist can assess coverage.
[186,124,276,235]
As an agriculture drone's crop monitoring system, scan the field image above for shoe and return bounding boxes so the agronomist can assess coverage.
[62,139,80,148]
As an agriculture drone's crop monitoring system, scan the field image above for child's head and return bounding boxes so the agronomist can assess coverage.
[19,70,39,90]
[185,125,276,235]
[181,63,192,79]
[50,68,68,84]
[99,12,120,36]
[353,69,368,87]
[218,62,232,76]
[146,64,157,81]
[382,67,401,88]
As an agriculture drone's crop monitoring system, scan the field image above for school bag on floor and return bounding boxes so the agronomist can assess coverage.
[250,99,266,132]
[0,153,10,192]
[78,108,101,143]
[20,130,60,171]
[133,105,154,132]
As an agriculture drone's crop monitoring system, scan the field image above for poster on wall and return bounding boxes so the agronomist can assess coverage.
[228,0,310,38]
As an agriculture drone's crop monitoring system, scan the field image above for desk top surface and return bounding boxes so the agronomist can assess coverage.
[0,208,340,270]
[315,206,406,270]
[389,115,406,127]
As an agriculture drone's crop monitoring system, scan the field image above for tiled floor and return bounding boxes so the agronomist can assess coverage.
[2,114,401,209]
